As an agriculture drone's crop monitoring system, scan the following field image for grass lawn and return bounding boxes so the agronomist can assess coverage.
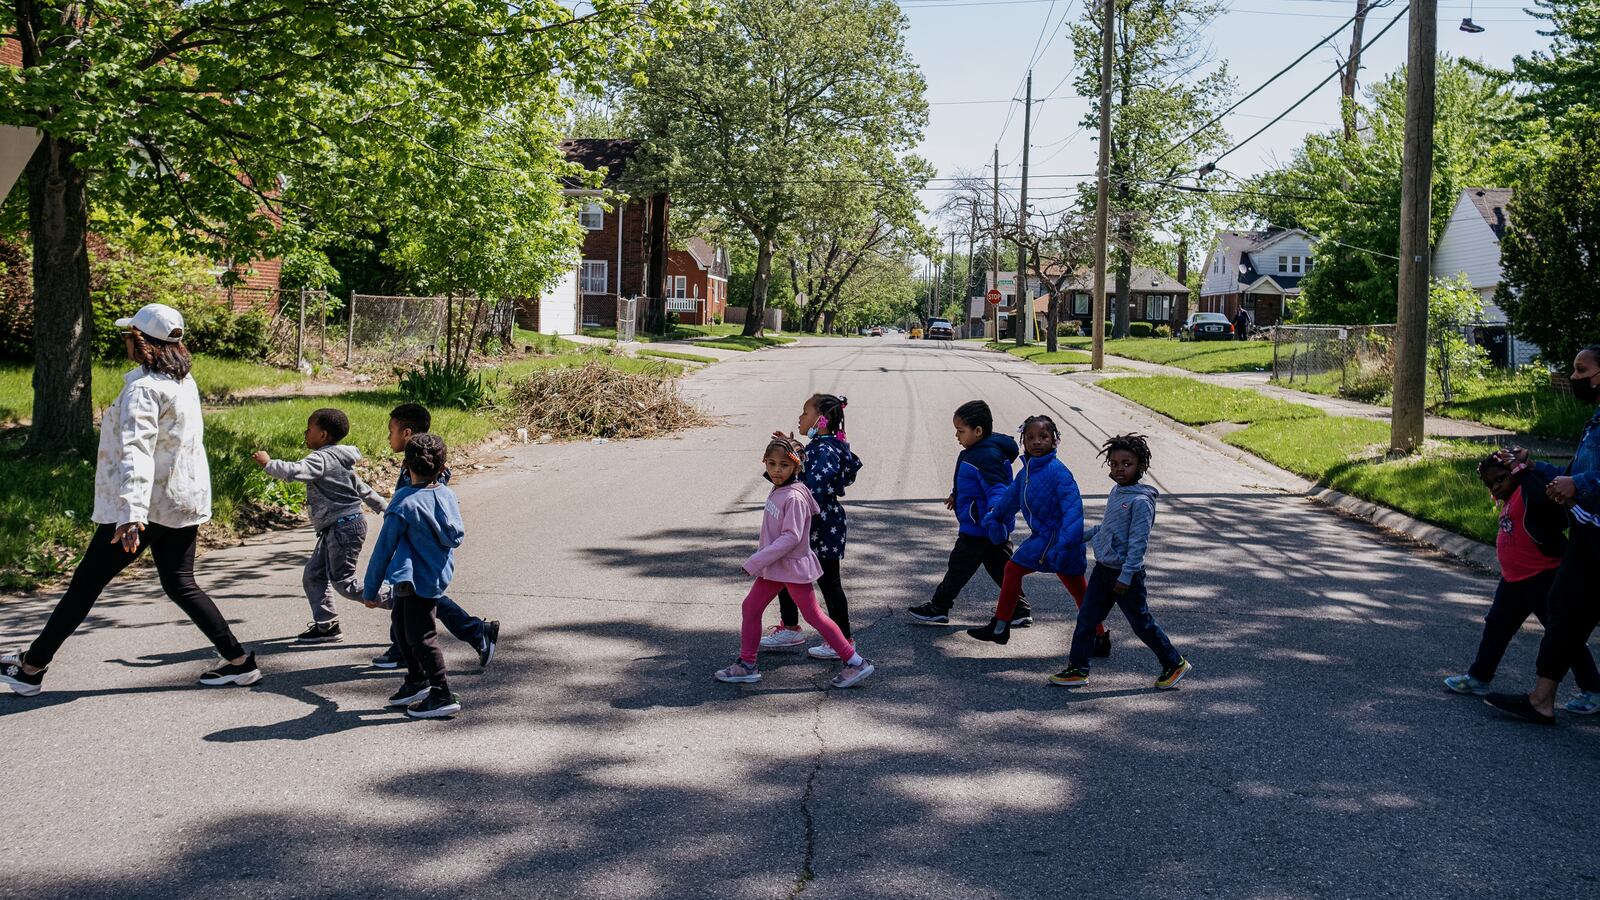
[637,349,719,365]
[988,342,1093,365]
[582,323,794,350]
[1273,367,1593,439]
[0,355,302,423]
[511,329,583,356]
[1099,337,1273,373]
[1100,374,1498,543]
[485,351,682,380]
[696,335,793,352]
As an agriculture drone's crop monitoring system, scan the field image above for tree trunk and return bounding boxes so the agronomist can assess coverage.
[1175,239,1190,331]
[743,236,774,337]
[1046,292,1060,353]
[24,134,95,454]
[1113,249,1131,339]
[1340,0,1371,142]
[821,309,835,335]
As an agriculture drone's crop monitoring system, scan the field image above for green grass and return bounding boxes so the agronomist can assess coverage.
[989,342,1094,365]
[695,335,794,352]
[1273,367,1593,439]
[637,349,719,365]
[1100,376,1325,426]
[579,323,789,345]
[1098,337,1274,373]
[0,355,303,423]
[511,329,583,356]
[484,351,683,380]
[1100,373,1498,543]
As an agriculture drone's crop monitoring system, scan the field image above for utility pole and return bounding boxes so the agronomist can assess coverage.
[965,204,976,337]
[1091,0,1114,370]
[991,145,1001,341]
[1391,0,1436,455]
[1016,69,1033,347]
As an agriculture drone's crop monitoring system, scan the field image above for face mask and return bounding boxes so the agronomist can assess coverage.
[1573,372,1600,405]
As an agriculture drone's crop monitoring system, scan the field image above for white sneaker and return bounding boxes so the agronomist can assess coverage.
[759,626,807,651]
[807,644,841,660]
[830,659,875,689]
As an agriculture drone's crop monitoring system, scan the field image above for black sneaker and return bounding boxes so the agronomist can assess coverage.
[966,617,1011,645]
[387,680,431,707]
[1010,601,1034,628]
[199,653,263,687]
[907,602,950,624]
[478,620,501,669]
[1093,630,1112,658]
[0,650,45,697]
[407,688,462,719]
[295,621,343,644]
[371,649,402,670]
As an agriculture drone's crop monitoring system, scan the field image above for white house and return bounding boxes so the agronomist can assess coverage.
[1199,227,1319,326]
[1432,187,1537,367]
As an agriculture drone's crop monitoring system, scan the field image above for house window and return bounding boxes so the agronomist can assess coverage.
[1278,256,1288,273]
[1305,256,1314,273]
[1291,256,1302,274]
[1215,253,1223,274]
[1145,294,1171,321]
[1242,295,1258,311]
[579,202,604,230]
[1073,293,1090,316]
[580,260,608,294]
[670,276,687,299]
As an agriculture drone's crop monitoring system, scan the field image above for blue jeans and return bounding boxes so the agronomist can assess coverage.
[1068,563,1181,670]
[386,594,483,656]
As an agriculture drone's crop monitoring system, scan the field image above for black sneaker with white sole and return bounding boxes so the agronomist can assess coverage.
[198,653,262,687]
[478,620,501,669]
[1010,601,1034,628]
[907,602,950,625]
[387,681,431,707]
[407,689,462,719]
[372,647,402,669]
[0,650,45,697]
[295,621,343,643]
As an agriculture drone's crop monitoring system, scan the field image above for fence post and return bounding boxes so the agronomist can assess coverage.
[296,289,306,369]
[345,293,355,367]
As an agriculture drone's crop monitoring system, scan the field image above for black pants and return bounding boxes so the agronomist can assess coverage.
[1470,568,1600,690]
[391,582,449,691]
[1534,524,1600,685]
[778,557,850,638]
[25,522,245,668]
[929,533,1024,613]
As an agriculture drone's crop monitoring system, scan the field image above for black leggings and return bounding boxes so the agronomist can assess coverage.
[25,522,245,668]
[778,557,850,638]
[1534,524,1600,685]
[391,583,449,691]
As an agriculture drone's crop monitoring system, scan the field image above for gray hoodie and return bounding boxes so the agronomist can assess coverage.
[264,444,386,531]
[1084,482,1158,585]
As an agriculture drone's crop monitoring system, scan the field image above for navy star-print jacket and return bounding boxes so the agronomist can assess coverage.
[802,433,862,559]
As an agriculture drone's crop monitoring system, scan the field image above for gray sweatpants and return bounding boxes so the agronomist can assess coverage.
[305,516,368,624]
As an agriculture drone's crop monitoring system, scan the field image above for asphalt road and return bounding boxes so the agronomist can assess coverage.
[3,338,1596,899]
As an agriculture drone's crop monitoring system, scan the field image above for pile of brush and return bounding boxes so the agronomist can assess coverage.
[502,360,709,439]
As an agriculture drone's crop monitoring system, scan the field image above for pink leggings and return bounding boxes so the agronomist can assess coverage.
[741,578,855,664]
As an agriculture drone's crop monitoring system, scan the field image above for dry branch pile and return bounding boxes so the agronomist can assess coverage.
[502,361,710,439]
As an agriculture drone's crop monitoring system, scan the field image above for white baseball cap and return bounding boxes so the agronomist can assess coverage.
[114,303,185,342]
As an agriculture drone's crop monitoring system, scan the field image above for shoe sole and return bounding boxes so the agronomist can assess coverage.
[760,642,809,652]
[1048,678,1088,688]
[1156,663,1192,690]
[714,674,762,684]
[0,678,42,697]
[406,703,462,719]
[831,662,875,689]
[199,670,263,687]
[370,660,401,670]
[1011,617,1033,628]
[296,635,344,644]
[807,648,841,660]
[966,632,1010,646]
[387,687,432,707]
[1445,683,1490,696]
[1564,703,1600,715]
[907,611,950,624]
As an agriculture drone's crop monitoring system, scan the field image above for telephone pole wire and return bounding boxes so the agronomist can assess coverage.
[1091,0,1114,370]
[1390,0,1435,454]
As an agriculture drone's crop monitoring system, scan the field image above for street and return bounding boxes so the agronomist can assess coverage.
[3,338,1596,899]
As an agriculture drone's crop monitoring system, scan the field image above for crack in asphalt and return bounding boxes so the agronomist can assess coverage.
[788,699,824,898]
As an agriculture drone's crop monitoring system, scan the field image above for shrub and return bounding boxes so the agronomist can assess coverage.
[1153,324,1173,339]
[1129,322,1154,338]
[397,359,491,410]
[1056,320,1081,337]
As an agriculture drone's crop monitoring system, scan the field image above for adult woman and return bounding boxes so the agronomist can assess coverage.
[0,304,260,696]
[1486,345,1600,724]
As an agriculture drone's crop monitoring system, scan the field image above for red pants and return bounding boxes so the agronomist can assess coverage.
[995,561,1104,635]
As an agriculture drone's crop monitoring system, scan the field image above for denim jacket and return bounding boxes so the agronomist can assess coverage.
[1536,408,1600,527]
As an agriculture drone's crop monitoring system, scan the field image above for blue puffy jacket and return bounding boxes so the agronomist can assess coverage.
[982,449,1087,574]
[952,433,1019,539]
[804,433,862,559]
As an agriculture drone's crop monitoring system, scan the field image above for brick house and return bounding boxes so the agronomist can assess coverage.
[1199,227,1319,327]
[1037,264,1189,332]
[665,237,729,326]
[556,139,670,329]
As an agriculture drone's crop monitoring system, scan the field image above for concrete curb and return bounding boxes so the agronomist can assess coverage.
[1083,381,1500,575]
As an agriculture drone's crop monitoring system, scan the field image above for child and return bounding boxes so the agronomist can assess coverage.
[363,434,465,718]
[254,408,387,643]
[1445,453,1600,712]
[967,415,1107,654]
[370,403,500,670]
[909,400,1033,625]
[716,436,874,689]
[760,394,864,660]
[1049,434,1190,689]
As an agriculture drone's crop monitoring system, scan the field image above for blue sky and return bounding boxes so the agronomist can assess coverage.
[902,0,1553,215]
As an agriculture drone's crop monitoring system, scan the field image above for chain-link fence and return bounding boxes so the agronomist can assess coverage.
[344,294,515,369]
[1270,324,1398,400]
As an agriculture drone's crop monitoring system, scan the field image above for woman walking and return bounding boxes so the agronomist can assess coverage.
[1,304,261,697]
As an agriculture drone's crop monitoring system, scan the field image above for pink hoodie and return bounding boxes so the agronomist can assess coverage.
[742,480,824,584]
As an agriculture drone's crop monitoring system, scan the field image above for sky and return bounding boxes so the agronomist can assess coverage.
[900,0,1555,220]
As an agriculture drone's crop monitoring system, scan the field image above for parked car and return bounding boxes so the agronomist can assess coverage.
[1181,312,1233,341]
[925,318,955,341]
[870,326,884,337]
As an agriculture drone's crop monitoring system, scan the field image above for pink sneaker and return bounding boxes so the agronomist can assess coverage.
[830,658,875,689]
[714,660,761,683]
[759,625,807,651]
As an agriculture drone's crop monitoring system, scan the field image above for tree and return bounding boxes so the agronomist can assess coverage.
[1491,0,1600,127]
[627,0,929,337]
[1071,0,1233,338]
[1,1,693,452]
[787,174,930,333]
[1017,210,1095,353]
[1237,59,1522,324]
[1496,113,1600,367]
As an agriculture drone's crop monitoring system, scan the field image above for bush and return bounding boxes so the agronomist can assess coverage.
[397,359,491,410]
[1153,324,1173,339]
[1129,322,1154,338]
[1056,320,1081,337]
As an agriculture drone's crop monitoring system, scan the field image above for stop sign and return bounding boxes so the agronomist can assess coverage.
[986,289,1002,305]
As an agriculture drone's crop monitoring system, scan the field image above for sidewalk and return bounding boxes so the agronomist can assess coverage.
[564,332,751,363]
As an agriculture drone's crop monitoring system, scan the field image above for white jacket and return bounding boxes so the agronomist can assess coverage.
[92,367,212,528]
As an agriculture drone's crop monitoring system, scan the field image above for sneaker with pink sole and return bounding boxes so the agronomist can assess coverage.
[830,658,875,689]
[715,660,762,683]
[759,626,808,652]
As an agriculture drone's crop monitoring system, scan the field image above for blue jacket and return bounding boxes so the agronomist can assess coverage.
[983,450,1087,574]
[1536,408,1600,528]
[953,433,1020,539]
[804,434,862,559]
[1085,483,1158,585]
[363,483,465,601]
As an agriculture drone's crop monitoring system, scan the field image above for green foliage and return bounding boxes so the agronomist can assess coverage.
[1489,0,1600,127]
[1153,324,1173,338]
[397,359,491,411]
[1098,337,1273,373]
[1057,320,1082,337]
[1497,113,1600,366]
[1128,322,1154,338]
[1100,375,1324,425]
[1428,275,1492,391]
